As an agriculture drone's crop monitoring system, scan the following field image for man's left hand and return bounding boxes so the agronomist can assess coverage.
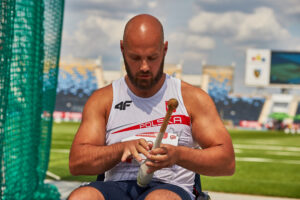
[145,144,178,174]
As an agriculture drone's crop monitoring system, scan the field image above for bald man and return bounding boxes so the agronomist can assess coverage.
[68,14,235,200]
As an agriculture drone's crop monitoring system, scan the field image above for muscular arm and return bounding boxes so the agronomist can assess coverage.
[69,85,119,175]
[146,82,235,176]
[177,82,235,176]
[69,85,150,176]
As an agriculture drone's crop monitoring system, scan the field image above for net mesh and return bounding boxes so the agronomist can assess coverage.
[0,0,64,199]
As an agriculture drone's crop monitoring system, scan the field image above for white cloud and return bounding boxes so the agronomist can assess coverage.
[80,16,125,45]
[188,11,242,35]
[61,16,127,58]
[194,0,220,3]
[186,35,215,50]
[166,32,211,66]
[265,0,300,15]
[168,32,186,47]
[148,1,158,9]
[236,7,289,42]
[183,51,207,61]
[75,0,143,10]
[188,7,290,43]
[168,32,215,50]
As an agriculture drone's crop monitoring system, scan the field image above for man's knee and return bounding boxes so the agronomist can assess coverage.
[68,186,105,200]
[144,189,182,200]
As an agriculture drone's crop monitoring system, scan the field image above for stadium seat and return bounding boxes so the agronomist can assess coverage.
[214,96,265,126]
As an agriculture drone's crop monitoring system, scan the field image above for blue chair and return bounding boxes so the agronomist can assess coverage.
[193,174,211,200]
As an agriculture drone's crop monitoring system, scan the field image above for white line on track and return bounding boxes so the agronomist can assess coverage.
[241,140,282,145]
[234,149,243,153]
[234,144,300,152]
[236,157,300,165]
[234,149,300,157]
[264,151,300,157]
[51,149,70,153]
[52,141,72,145]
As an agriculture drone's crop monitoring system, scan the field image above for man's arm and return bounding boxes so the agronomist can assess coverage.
[178,82,235,175]
[145,82,235,176]
[69,85,150,176]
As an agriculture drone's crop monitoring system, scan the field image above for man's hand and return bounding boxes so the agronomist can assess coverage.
[145,144,178,174]
[121,139,152,163]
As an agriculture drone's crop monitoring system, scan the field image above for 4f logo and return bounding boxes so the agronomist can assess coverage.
[115,100,132,110]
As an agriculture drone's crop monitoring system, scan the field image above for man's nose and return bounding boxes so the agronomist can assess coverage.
[140,59,150,72]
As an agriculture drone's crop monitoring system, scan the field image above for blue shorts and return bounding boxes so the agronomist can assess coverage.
[83,180,192,200]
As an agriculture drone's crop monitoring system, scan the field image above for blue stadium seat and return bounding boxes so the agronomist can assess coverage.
[213,96,265,126]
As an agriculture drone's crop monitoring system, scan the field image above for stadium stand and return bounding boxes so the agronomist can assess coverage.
[213,96,265,126]
[55,66,98,112]
[54,59,300,131]
[55,63,268,129]
[55,61,184,120]
[207,76,265,127]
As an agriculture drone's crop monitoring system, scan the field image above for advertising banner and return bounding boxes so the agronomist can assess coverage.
[245,49,271,86]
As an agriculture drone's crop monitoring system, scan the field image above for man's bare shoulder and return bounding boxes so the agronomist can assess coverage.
[181,81,211,103]
[83,84,113,116]
[181,81,215,116]
[89,84,113,102]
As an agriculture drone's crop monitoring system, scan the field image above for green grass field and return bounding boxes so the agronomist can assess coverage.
[48,122,300,198]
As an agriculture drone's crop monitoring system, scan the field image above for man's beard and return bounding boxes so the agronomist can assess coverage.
[123,55,164,90]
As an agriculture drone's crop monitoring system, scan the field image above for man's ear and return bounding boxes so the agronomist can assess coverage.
[163,41,168,56]
[120,40,124,53]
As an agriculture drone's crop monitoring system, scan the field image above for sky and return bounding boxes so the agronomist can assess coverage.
[60,0,300,94]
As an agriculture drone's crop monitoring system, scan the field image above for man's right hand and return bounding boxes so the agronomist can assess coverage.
[121,139,152,163]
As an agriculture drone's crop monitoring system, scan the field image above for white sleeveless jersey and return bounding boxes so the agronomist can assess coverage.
[105,74,197,197]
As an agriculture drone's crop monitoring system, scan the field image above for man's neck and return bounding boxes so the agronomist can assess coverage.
[125,74,166,98]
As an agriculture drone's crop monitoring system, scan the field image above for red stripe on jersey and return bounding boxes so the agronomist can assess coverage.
[111,115,190,134]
